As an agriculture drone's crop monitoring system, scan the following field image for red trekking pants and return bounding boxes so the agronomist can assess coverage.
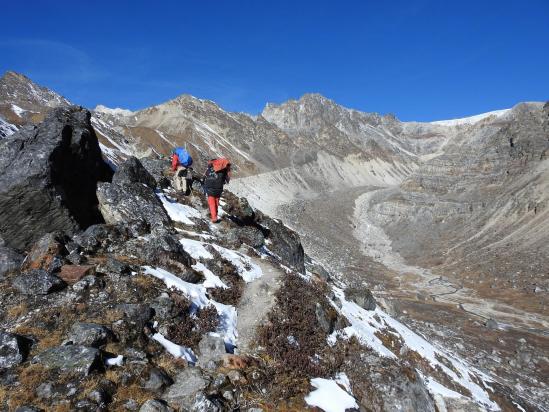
[207,195,220,222]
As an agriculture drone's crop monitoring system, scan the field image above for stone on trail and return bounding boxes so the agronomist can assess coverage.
[96,181,171,230]
[12,269,66,295]
[96,156,171,231]
[197,334,226,370]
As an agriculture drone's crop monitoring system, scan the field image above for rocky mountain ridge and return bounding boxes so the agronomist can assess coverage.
[1,71,548,411]
[0,106,524,411]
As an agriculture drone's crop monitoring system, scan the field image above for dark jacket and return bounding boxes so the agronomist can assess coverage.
[203,163,229,197]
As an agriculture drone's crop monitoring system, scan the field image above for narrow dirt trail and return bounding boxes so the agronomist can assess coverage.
[236,256,286,353]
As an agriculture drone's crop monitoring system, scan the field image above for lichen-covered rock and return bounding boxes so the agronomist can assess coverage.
[347,352,436,412]
[112,156,157,189]
[0,331,28,368]
[140,157,172,189]
[72,223,132,254]
[0,107,113,250]
[96,181,170,230]
[32,345,103,376]
[12,269,66,295]
[112,303,155,344]
[67,322,112,347]
[121,231,193,268]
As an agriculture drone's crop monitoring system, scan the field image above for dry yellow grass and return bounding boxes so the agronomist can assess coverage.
[6,302,28,320]
[110,384,152,411]
[7,364,50,410]
[13,324,64,351]
[154,353,187,376]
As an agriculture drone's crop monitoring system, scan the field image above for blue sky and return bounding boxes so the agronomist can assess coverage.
[1,0,548,121]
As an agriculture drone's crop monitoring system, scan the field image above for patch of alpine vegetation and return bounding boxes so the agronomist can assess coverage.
[253,273,347,403]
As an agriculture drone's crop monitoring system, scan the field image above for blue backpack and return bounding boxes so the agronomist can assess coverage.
[173,147,193,167]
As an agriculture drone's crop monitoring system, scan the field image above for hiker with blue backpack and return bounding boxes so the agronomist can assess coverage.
[171,147,193,195]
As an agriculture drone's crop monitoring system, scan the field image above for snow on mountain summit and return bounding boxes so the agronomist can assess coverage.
[94,104,134,117]
[431,108,511,126]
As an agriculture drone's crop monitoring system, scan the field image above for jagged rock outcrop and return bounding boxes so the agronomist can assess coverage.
[0,238,23,277]
[0,71,544,411]
[259,215,305,273]
[140,157,172,188]
[97,157,170,230]
[0,107,113,250]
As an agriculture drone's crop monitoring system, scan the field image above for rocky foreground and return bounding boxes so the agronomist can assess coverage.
[0,107,540,412]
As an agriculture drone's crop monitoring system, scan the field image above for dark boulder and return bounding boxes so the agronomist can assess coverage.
[112,156,157,189]
[12,269,66,295]
[0,107,113,250]
[259,216,305,273]
[0,331,29,368]
[140,157,172,189]
[346,286,377,311]
[32,345,103,376]
[236,226,265,248]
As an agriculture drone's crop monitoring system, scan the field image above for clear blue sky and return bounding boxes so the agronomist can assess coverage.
[1,0,548,121]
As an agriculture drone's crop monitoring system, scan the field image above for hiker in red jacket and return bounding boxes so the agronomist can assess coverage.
[203,158,231,223]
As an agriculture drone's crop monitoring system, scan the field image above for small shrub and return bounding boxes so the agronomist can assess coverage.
[256,273,344,400]
[204,253,245,306]
[166,292,219,349]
